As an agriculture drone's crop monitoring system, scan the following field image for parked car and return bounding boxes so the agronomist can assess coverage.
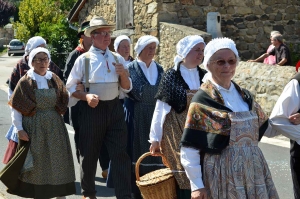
[7,39,25,56]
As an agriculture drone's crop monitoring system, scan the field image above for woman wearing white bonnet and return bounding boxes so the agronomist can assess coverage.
[3,36,63,165]
[149,35,206,198]
[1,47,76,199]
[180,37,279,199]
[124,35,164,198]
[114,35,134,65]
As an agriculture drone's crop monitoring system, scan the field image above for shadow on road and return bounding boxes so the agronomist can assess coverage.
[74,181,115,197]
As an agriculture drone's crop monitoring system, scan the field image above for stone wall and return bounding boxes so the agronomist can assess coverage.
[159,22,211,69]
[78,0,116,24]
[75,1,298,115]
[133,0,160,44]
[232,61,296,116]
[158,21,296,115]
[76,0,300,64]
[159,0,300,63]
[0,27,14,47]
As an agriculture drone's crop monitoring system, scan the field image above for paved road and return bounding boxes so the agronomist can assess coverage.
[0,53,294,198]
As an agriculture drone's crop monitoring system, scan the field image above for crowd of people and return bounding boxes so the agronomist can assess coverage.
[0,15,299,199]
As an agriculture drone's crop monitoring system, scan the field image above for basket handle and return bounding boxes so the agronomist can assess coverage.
[135,152,170,181]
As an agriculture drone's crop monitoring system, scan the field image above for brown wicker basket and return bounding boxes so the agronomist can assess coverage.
[135,152,177,199]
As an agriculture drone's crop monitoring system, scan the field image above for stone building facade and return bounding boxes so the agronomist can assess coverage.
[70,0,300,64]
[0,26,14,47]
[68,0,299,114]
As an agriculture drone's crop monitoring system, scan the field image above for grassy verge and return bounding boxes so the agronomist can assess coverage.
[0,47,7,56]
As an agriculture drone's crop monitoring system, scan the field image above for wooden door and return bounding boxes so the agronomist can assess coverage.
[116,0,133,30]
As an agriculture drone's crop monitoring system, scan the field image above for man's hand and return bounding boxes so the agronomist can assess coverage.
[76,83,85,92]
[113,63,128,77]
[149,141,160,155]
[289,113,300,125]
[191,188,207,199]
[18,130,29,141]
[86,94,99,108]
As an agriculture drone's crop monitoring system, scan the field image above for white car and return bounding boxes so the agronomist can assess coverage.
[8,39,25,56]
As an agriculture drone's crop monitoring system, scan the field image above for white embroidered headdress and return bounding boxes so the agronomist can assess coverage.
[202,37,239,70]
[24,36,47,57]
[28,47,51,68]
[114,35,131,52]
[134,35,159,56]
[173,35,205,69]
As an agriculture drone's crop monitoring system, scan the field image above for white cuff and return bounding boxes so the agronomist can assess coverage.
[68,91,80,107]
[120,77,133,93]
[180,147,204,191]
[190,177,205,191]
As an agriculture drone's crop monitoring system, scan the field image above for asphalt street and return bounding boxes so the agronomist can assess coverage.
[0,53,294,199]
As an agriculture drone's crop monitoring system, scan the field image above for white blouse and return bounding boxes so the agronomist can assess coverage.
[267,79,300,143]
[124,59,132,66]
[181,79,250,191]
[149,64,201,143]
[136,59,158,85]
[12,69,52,131]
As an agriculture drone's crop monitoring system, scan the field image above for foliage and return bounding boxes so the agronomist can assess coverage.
[56,0,77,12]
[14,0,60,42]
[13,0,78,69]
[0,0,16,27]
[39,16,78,69]
[289,43,300,66]
[0,46,7,56]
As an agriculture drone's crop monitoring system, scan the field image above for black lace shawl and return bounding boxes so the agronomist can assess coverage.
[155,62,207,113]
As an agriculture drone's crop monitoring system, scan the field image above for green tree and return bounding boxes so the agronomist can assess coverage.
[14,0,60,42]
[0,0,16,27]
[13,0,78,69]
[39,16,77,69]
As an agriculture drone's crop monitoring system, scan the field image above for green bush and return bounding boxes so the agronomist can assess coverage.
[0,46,7,56]
[39,17,77,69]
[13,0,77,69]
[289,43,300,66]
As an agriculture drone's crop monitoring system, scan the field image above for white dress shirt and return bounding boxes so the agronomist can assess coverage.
[149,64,201,143]
[12,69,52,131]
[181,79,249,191]
[136,59,158,86]
[66,46,132,107]
[267,79,300,143]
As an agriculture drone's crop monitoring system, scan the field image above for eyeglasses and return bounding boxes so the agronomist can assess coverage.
[210,59,237,66]
[93,31,113,36]
[33,57,49,64]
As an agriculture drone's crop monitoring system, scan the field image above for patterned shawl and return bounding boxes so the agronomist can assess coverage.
[180,80,269,154]
[9,57,62,91]
[155,62,207,113]
[8,73,68,116]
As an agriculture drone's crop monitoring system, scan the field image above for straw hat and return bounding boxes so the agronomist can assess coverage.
[84,16,115,37]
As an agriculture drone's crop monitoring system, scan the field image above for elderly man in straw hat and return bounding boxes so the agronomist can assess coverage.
[66,16,132,199]
[64,20,110,179]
